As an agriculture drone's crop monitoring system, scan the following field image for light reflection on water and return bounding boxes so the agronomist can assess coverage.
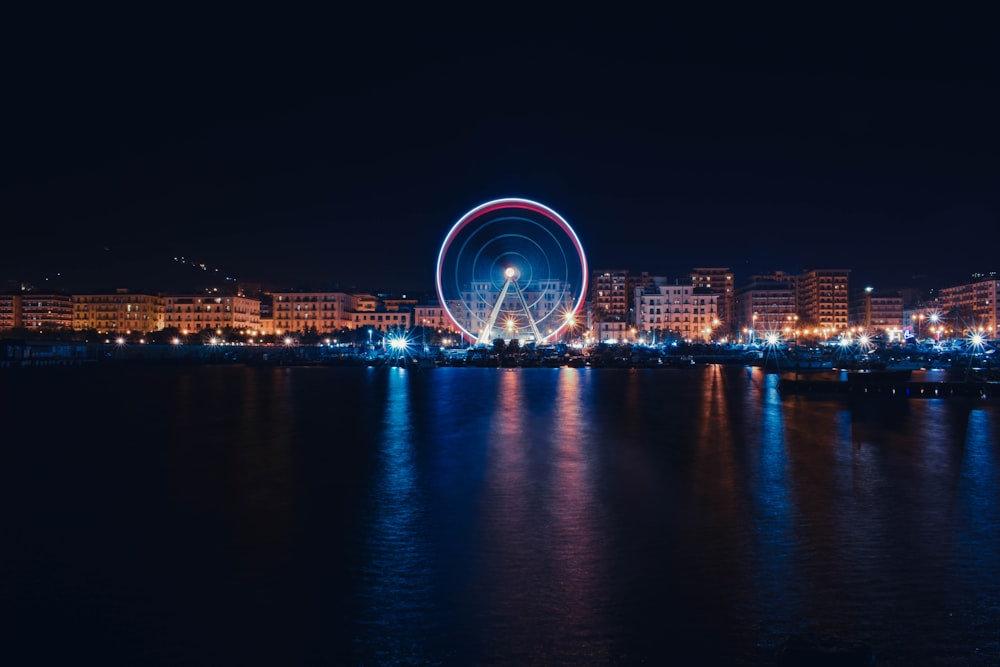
[356,368,436,664]
[5,364,1000,666]
[748,372,800,644]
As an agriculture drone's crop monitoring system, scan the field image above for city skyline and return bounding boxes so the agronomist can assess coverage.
[3,8,996,295]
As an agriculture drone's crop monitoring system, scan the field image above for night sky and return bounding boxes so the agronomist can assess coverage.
[3,7,997,295]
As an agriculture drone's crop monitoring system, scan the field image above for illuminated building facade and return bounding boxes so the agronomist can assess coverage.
[634,284,719,342]
[690,267,734,338]
[348,310,412,332]
[0,294,22,330]
[269,291,352,336]
[796,268,850,332]
[591,270,630,321]
[162,295,261,334]
[734,273,797,340]
[413,304,454,332]
[938,277,999,336]
[381,296,418,312]
[848,289,904,334]
[346,292,412,333]
[19,293,74,332]
[72,291,164,334]
[589,269,632,342]
[263,291,420,336]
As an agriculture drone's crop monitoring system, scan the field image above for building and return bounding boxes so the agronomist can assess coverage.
[269,291,352,336]
[938,275,1000,338]
[690,267,734,339]
[734,273,797,342]
[413,304,450,329]
[591,271,665,342]
[347,292,412,333]
[634,283,720,343]
[260,291,433,337]
[587,269,631,330]
[596,320,631,344]
[381,296,418,312]
[348,309,412,333]
[413,303,458,334]
[73,290,164,334]
[796,268,850,334]
[410,303,459,347]
[16,293,74,332]
[162,294,261,335]
[0,294,22,330]
[849,288,904,336]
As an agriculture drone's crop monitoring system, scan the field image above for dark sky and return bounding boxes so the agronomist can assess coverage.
[2,6,997,295]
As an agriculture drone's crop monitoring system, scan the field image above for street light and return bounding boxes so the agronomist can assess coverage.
[928,313,941,341]
[913,313,924,340]
[563,310,576,343]
[862,287,875,336]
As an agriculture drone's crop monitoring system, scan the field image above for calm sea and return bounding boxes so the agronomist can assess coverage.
[3,364,999,665]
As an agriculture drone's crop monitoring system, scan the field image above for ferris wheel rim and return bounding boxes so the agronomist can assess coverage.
[435,198,588,344]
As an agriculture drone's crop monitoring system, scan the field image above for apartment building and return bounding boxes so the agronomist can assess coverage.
[796,268,850,332]
[0,294,21,330]
[16,293,74,331]
[634,283,719,342]
[590,269,630,327]
[734,273,797,340]
[690,267,734,338]
[849,289,904,333]
[162,294,261,334]
[938,276,999,336]
[73,291,164,334]
[269,291,352,336]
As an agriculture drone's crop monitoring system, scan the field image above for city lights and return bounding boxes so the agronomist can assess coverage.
[385,329,416,365]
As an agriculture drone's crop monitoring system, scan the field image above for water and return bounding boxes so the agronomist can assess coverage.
[3,364,999,665]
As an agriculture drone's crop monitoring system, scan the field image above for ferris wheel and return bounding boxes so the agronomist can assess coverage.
[435,198,588,345]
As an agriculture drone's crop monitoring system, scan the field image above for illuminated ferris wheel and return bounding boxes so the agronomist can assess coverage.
[435,198,588,345]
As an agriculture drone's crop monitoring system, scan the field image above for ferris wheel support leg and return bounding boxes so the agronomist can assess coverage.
[478,278,514,345]
[512,279,545,343]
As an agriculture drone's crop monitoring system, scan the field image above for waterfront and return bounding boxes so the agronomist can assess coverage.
[4,364,999,665]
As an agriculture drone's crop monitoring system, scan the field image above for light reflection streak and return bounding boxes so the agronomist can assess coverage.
[474,369,612,662]
[688,364,751,644]
[956,408,999,624]
[477,369,532,652]
[693,364,740,505]
[356,368,433,664]
[749,371,800,627]
[547,368,609,659]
